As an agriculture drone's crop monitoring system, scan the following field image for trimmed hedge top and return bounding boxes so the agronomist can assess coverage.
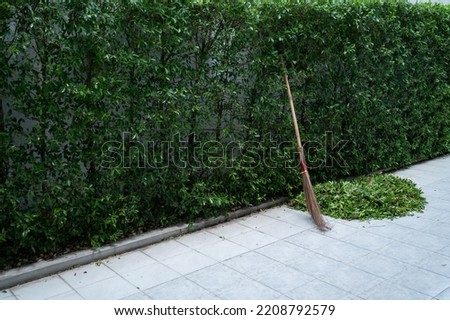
[0,1,449,269]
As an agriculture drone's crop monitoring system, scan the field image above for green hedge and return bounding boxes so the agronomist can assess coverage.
[1,1,449,268]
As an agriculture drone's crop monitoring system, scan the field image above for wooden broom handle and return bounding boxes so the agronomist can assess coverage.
[280,55,306,164]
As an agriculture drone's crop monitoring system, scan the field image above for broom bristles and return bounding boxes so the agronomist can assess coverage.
[302,170,329,231]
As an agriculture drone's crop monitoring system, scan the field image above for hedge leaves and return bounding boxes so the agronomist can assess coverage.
[1,1,449,268]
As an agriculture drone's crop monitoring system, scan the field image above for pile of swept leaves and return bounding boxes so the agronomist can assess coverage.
[292,174,427,220]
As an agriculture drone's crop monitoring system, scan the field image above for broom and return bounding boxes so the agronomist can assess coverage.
[280,55,329,231]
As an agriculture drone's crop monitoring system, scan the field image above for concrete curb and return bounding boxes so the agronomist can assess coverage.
[0,197,288,290]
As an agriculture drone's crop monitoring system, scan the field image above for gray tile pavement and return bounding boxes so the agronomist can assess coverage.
[1,154,450,300]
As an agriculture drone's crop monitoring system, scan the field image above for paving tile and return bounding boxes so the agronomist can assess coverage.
[59,263,117,289]
[207,221,253,239]
[413,179,441,189]
[311,238,371,264]
[407,169,446,181]
[249,264,314,294]
[0,295,17,300]
[195,239,249,261]
[410,174,443,189]
[271,295,293,300]
[413,176,447,188]
[421,209,450,225]
[285,230,336,251]
[103,251,157,274]
[390,266,450,297]
[229,229,278,250]
[238,213,280,230]
[145,277,216,300]
[423,176,450,189]
[280,211,318,229]
[322,216,343,226]
[310,222,360,240]
[420,207,450,223]
[261,207,300,220]
[122,261,180,290]
[430,155,450,165]
[76,275,139,300]
[391,170,417,179]
[285,251,347,279]
[390,214,434,231]
[353,252,408,279]
[423,221,450,240]
[318,263,383,295]
[435,287,450,300]
[441,215,450,225]
[421,187,449,202]
[187,264,249,293]
[286,279,358,300]
[216,280,283,300]
[357,219,393,228]
[439,176,450,184]
[160,250,216,275]
[11,275,73,300]
[223,252,278,278]
[410,173,444,188]
[418,253,450,277]
[411,163,446,174]
[376,241,433,266]
[412,177,447,190]
[360,280,431,300]
[142,240,191,261]
[267,206,332,228]
[400,230,450,252]
[187,264,281,299]
[48,290,84,300]
[423,196,450,212]
[176,231,223,249]
[439,245,450,258]
[338,218,386,229]
[121,292,152,300]
[256,220,304,239]
[256,240,312,263]
[364,222,414,241]
[341,230,393,251]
